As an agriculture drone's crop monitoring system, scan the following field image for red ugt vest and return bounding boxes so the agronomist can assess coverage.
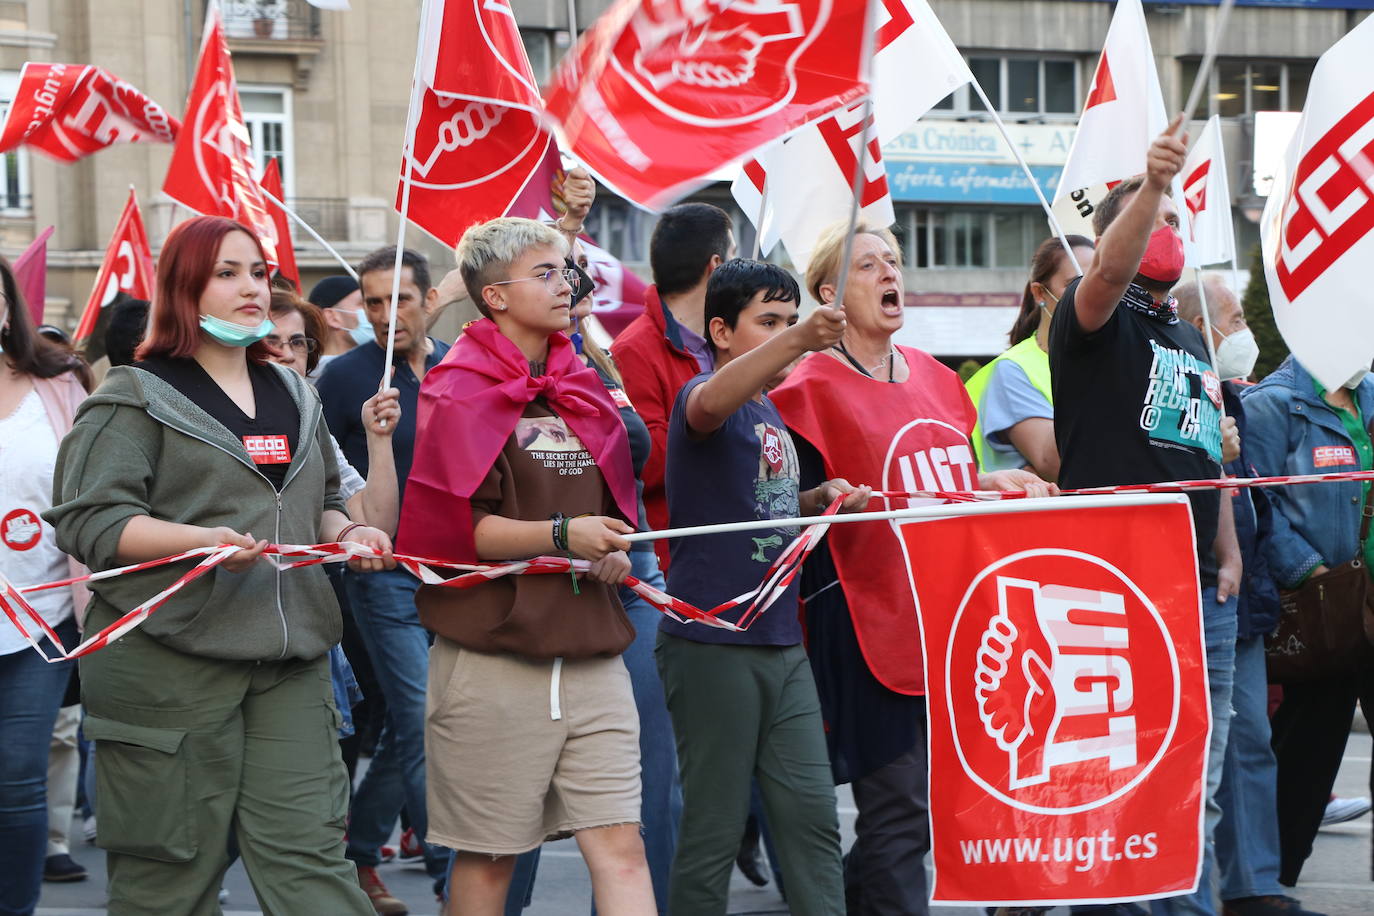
[770,348,978,695]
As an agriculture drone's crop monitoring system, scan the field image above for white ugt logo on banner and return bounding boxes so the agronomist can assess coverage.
[975,577,1138,791]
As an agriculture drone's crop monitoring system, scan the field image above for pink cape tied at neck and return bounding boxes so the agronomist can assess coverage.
[396,318,638,563]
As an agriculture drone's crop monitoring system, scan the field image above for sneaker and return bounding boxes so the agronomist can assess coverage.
[1320,795,1371,826]
[398,827,424,862]
[218,887,230,904]
[43,853,88,883]
[81,815,97,844]
[1223,895,1325,916]
[357,865,408,916]
[378,843,398,864]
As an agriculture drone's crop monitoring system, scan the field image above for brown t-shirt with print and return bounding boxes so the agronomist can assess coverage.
[415,400,634,658]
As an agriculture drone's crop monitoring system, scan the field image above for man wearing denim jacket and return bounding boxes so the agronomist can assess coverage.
[1176,280,1322,916]
[1241,355,1374,892]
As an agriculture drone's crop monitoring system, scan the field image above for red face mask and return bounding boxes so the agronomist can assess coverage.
[1138,224,1185,285]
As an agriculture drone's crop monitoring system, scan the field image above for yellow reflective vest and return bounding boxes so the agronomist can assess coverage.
[964,336,1053,471]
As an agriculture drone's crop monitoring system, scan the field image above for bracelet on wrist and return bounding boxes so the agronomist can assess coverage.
[557,217,584,234]
[337,522,363,543]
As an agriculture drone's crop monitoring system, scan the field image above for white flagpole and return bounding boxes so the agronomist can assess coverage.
[257,186,358,281]
[382,5,429,400]
[623,492,1183,544]
[827,0,881,312]
[972,81,1083,276]
[1179,0,1236,127]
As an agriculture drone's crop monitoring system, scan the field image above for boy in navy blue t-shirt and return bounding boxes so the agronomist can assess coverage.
[656,259,869,915]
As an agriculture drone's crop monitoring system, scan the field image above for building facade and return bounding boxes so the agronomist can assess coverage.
[0,0,1368,354]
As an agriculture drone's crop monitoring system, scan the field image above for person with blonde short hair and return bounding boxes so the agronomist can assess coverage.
[399,217,655,915]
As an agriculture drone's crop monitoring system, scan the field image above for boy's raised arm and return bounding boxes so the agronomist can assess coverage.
[685,305,847,436]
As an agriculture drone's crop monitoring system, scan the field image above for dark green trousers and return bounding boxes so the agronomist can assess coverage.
[80,605,372,916]
[656,633,844,915]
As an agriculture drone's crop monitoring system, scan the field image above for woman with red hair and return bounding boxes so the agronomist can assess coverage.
[46,216,389,915]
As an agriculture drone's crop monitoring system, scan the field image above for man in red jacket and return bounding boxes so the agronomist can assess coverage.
[612,203,734,570]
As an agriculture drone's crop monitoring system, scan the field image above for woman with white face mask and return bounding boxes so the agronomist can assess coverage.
[966,235,1095,482]
[47,216,392,915]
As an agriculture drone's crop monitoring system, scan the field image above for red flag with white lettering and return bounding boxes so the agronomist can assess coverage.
[399,0,554,246]
[1260,15,1374,392]
[0,62,179,163]
[544,0,871,209]
[75,188,154,343]
[162,6,278,267]
[732,0,969,268]
[1051,0,1166,236]
[908,495,1209,905]
[259,158,299,292]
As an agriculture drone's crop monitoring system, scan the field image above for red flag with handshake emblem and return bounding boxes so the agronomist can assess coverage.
[399,0,553,246]
[1261,15,1374,392]
[0,62,179,162]
[905,495,1210,906]
[544,0,871,209]
[162,6,278,267]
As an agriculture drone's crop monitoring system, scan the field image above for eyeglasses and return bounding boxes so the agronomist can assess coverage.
[488,268,580,294]
[266,334,317,355]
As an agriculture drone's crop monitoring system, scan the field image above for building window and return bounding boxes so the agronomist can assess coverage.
[520,29,572,85]
[1182,58,1313,117]
[898,205,1043,270]
[240,86,293,197]
[0,71,29,213]
[932,55,1079,119]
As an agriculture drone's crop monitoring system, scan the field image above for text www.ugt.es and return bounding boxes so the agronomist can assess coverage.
[959,832,1159,872]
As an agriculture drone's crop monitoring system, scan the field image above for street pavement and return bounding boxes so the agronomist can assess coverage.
[35,729,1372,915]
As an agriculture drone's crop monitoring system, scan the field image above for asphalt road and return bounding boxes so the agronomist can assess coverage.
[35,730,1372,916]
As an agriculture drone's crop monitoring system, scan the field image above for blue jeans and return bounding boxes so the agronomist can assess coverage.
[343,568,446,879]
[1214,634,1283,901]
[1149,588,1237,916]
[0,617,76,916]
[618,548,682,912]
[495,548,682,914]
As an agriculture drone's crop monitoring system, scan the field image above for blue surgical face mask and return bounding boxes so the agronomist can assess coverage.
[200,313,275,348]
[347,308,375,347]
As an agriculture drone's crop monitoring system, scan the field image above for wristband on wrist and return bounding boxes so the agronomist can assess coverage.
[337,522,363,543]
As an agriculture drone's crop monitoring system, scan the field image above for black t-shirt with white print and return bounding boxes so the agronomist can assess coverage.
[1048,276,1222,589]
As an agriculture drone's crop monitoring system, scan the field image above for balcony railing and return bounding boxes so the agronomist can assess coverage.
[286,197,350,241]
[222,0,321,41]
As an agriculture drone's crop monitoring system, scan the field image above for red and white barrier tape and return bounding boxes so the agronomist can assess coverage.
[0,497,844,663]
[9,467,1374,663]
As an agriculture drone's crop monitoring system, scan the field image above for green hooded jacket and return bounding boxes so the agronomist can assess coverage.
[45,363,347,662]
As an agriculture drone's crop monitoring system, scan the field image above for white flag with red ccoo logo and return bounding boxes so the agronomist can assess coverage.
[1261,15,1374,392]
[731,0,968,270]
[1180,115,1235,268]
[1051,0,1167,237]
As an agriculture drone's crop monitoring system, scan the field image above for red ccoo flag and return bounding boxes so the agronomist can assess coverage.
[544,0,871,209]
[162,5,278,267]
[0,62,179,162]
[259,158,299,292]
[75,188,155,343]
[399,0,553,246]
